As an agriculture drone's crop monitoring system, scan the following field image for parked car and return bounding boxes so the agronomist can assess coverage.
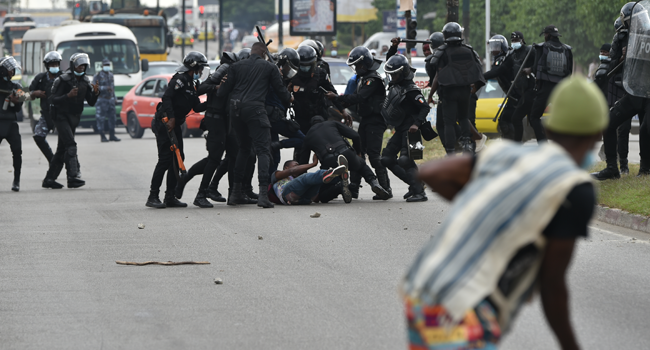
[174,33,194,47]
[323,57,354,95]
[241,35,258,49]
[120,74,206,139]
[198,30,215,41]
[142,61,181,79]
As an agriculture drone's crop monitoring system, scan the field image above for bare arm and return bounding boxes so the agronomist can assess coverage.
[418,155,473,201]
[274,155,319,181]
[540,238,581,350]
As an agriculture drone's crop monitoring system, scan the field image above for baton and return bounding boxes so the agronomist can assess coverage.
[161,115,187,179]
[607,60,625,78]
[492,44,535,122]
[256,25,276,64]
[398,38,432,44]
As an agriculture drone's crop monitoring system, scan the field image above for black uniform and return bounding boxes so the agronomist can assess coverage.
[45,70,98,185]
[381,78,430,196]
[289,66,339,134]
[30,71,61,162]
[217,53,291,190]
[0,79,24,189]
[529,38,573,141]
[423,48,460,148]
[484,50,517,140]
[431,43,485,153]
[149,72,206,202]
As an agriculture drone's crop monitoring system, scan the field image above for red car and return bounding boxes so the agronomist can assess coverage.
[120,74,206,138]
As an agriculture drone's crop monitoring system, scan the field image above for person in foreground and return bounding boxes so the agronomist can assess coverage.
[401,75,607,350]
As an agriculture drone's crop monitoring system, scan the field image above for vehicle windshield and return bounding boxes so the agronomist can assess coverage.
[328,62,355,85]
[477,79,506,99]
[143,63,179,79]
[57,39,140,75]
[4,28,29,41]
[130,26,166,53]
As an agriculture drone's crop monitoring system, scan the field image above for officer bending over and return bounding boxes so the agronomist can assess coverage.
[0,57,24,192]
[30,51,62,164]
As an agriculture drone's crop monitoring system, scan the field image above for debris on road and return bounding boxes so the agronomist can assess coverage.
[258,236,263,240]
[115,261,210,266]
[137,223,145,229]
[214,278,223,284]
[310,212,321,218]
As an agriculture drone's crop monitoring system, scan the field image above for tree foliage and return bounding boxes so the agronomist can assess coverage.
[222,0,275,31]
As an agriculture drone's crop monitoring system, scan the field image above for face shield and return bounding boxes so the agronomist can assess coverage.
[72,54,90,69]
[488,39,504,54]
[1,56,21,72]
[282,62,298,79]
[384,65,404,83]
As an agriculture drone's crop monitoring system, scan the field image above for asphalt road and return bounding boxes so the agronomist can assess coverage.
[2,122,650,349]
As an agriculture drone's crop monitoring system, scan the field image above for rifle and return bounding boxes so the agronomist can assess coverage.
[492,44,535,122]
[255,25,276,64]
[161,114,187,179]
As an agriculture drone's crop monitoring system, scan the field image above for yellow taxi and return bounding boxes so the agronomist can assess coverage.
[198,31,215,41]
[174,33,194,47]
[475,79,503,134]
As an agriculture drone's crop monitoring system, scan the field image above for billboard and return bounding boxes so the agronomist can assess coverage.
[290,0,336,36]
[337,0,377,23]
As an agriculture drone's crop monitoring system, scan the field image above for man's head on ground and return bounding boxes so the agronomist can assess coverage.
[283,160,299,170]
[544,75,608,168]
[251,42,267,59]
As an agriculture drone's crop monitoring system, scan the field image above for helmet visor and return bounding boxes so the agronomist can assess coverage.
[2,57,21,71]
[72,54,90,68]
[282,63,298,79]
[488,39,503,53]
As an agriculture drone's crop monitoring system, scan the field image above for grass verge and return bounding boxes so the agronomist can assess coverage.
[590,161,650,217]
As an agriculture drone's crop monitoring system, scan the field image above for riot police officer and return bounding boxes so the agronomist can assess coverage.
[609,19,633,173]
[93,58,120,142]
[483,35,516,139]
[381,54,431,202]
[43,53,99,189]
[594,44,612,97]
[327,46,388,198]
[30,51,62,164]
[300,39,329,75]
[507,31,536,142]
[429,22,485,154]
[146,51,208,208]
[0,57,24,192]
[525,25,573,142]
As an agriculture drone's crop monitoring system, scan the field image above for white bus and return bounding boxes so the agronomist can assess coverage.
[21,23,148,130]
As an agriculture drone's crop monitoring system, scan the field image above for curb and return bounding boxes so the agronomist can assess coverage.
[596,206,650,234]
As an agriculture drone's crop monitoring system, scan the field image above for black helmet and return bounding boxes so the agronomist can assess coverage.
[237,48,251,60]
[221,51,238,65]
[315,40,325,59]
[277,47,299,79]
[621,2,636,28]
[615,17,624,32]
[488,34,508,55]
[177,51,208,72]
[43,51,62,67]
[384,54,414,83]
[297,45,317,76]
[299,39,319,56]
[428,32,444,50]
[346,46,375,74]
[0,56,20,78]
[442,22,463,43]
[69,53,90,71]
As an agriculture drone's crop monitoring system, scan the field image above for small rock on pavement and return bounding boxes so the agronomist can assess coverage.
[310,212,321,218]
[137,223,145,229]
[214,278,223,285]
[258,236,263,240]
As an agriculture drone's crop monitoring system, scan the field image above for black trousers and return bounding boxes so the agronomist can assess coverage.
[439,85,471,152]
[198,116,228,192]
[617,119,632,161]
[46,113,80,180]
[512,89,535,142]
[498,97,517,140]
[604,94,650,167]
[436,103,460,147]
[381,128,421,192]
[232,105,272,187]
[149,120,184,199]
[528,80,556,142]
[351,118,386,185]
[320,147,375,182]
[0,120,21,181]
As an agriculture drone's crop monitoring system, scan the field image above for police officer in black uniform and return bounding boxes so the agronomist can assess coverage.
[483,35,516,140]
[43,53,99,189]
[381,54,431,202]
[594,2,650,179]
[594,43,612,97]
[300,39,330,76]
[327,46,388,199]
[30,51,62,164]
[217,42,292,208]
[507,31,536,142]
[525,25,573,142]
[429,22,485,154]
[609,19,633,174]
[146,51,208,208]
[0,57,24,192]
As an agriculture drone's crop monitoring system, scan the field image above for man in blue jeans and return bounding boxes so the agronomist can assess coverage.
[268,154,347,205]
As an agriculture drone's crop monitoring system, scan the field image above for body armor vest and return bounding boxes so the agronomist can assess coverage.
[381,81,420,127]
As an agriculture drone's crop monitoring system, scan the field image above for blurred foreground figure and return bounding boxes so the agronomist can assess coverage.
[402,76,607,350]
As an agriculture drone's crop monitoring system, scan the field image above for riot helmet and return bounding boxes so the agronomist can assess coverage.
[315,40,325,59]
[177,51,208,72]
[488,34,508,56]
[237,48,251,60]
[69,53,90,75]
[442,22,463,44]
[615,18,624,32]
[621,2,637,28]
[0,56,20,80]
[384,54,414,83]
[277,47,299,79]
[429,32,444,50]
[43,51,63,68]
[299,39,320,57]
[297,45,317,77]
[221,51,238,65]
[346,46,379,75]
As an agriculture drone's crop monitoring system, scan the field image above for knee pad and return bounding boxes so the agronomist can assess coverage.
[380,155,396,168]
[398,155,412,169]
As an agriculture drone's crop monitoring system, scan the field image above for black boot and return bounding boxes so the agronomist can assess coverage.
[403,188,414,199]
[66,149,85,188]
[207,189,226,202]
[42,178,64,189]
[373,169,392,200]
[406,191,428,202]
[244,185,259,200]
[67,177,86,188]
[592,164,621,181]
[620,158,629,175]
[193,189,214,208]
[100,133,109,143]
[349,183,359,200]
[109,131,121,142]
[165,195,187,207]
[368,177,391,200]
[11,179,19,192]
[257,185,275,208]
[459,137,475,154]
[175,173,190,199]
[228,183,247,205]
[638,168,650,177]
[146,191,166,208]
[317,182,343,203]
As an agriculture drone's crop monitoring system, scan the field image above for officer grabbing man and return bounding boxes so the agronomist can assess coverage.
[93,58,120,142]
[524,25,573,142]
[381,54,431,202]
[483,35,516,140]
[43,53,99,189]
[0,57,25,192]
[146,52,208,208]
[429,22,485,154]
[30,51,62,164]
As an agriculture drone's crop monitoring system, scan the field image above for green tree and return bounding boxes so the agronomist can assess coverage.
[222,0,275,31]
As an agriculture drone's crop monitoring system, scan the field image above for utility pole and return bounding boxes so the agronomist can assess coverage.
[218,0,223,55]
[204,20,208,59]
[485,0,490,71]
[462,0,469,45]
[446,0,458,23]
[182,0,186,58]
[278,0,283,50]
